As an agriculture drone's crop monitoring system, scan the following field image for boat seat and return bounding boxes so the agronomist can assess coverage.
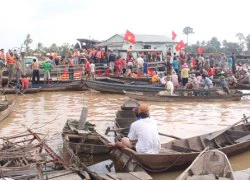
[186,174,216,180]
[159,148,180,154]
[234,134,250,143]
[172,144,200,152]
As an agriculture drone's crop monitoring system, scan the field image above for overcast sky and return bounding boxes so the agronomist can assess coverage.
[1,0,249,50]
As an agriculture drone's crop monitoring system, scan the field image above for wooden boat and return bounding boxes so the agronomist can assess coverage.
[0,96,16,122]
[0,129,89,179]
[84,80,165,94]
[123,89,248,102]
[109,75,151,83]
[62,120,111,155]
[176,149,234,180]
[0,87,42,94]
[62,107,112,155]
[31,81,87,92]
[111,115,250,172]
[230,83,250,90]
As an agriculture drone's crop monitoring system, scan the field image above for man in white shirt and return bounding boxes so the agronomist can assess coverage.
[89,61,95,80]
[136,55,144,74]
[109,104,161,154]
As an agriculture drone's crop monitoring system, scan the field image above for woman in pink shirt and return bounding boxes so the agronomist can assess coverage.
[171,71,179,88]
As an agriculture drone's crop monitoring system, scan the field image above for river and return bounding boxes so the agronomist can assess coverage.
[0,90,250,179]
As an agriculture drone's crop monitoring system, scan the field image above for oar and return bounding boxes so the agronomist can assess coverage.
[206,114,249,141]
[105,127,182,139]
[158,132,182,140]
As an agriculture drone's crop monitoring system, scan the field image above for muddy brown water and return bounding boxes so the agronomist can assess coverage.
[0,91,250,179]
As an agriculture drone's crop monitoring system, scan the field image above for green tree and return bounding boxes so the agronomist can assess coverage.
[207,37,221,53]
[245,34,250,53]
[236,33,245,53]
[24,34,33,55]
[183,26,194,46]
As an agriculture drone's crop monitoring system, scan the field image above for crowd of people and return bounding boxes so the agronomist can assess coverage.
[1,46,250,93]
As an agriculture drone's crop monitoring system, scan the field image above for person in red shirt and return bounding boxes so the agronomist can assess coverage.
[85,59,90,79]
[208,66,215,79]
[115,57,121,76]
[21,75,30,90]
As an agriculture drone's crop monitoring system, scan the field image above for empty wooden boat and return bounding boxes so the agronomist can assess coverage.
[176,149,234,180]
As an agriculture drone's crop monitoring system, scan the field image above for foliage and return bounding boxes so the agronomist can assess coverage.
[183,26,194,45]
[24,34,33,56]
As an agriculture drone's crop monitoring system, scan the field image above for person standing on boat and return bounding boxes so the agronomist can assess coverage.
[136,55,144,75]
[181,63,190,86]
[109,104,161,154]
[7,52,15,84]
[15,57,23,89]
[68,58,75,80]
[231,52,237,74]
[31,58,40,84]
[41,58,52,84]
[172,53,179,74]
[89,61,95,80]
[0,50,5,88]
[108,50,116,74]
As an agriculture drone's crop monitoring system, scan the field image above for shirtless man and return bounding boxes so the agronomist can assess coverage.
[31,59,40,84]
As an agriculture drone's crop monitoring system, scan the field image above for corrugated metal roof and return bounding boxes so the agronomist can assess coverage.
[118,34,173,43]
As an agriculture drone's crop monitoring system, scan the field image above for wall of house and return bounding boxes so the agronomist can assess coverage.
[105,34,177,59]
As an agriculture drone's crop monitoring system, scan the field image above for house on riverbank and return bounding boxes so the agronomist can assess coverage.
[95,34,177,58]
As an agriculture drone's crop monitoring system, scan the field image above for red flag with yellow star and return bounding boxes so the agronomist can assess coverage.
[124,30,136,44]
[175,40,185,51]
[172,31,177,40]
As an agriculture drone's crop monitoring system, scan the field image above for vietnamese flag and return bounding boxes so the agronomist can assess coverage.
[172,31,177,40]
[148,68,154,76]
[175,40,185,51]
[197,47,204,53]
[124,30,136,44]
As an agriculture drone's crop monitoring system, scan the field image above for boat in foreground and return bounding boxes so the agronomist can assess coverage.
[62,107,111,155]
[0,96,16,122]
[176,149,234,180]
[111,115,250,172]
[0,87,41,94]
[123,90,248,102]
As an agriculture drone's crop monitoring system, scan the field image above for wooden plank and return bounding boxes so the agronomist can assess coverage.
[130,172,153,180]
[106,173,121,180]
[77,107,88,130]
[206,116,249,141]
[172,144,200,152]
[233,168,250,180]
[234,134,250,143]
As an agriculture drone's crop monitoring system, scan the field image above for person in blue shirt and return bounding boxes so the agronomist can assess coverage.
[172,53,178,74]
[143,61,148,77]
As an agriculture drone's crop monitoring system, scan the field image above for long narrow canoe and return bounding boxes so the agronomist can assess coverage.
[84,80,165,94]
[0,97,16,122]
[230,83,250,90]
[111,117,250,172]
[123,90,247,102]
[32,81,87,92]
[176,149,234,180]
[0,87,41,94]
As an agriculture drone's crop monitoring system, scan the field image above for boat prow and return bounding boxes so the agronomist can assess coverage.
[177,149,234,180]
